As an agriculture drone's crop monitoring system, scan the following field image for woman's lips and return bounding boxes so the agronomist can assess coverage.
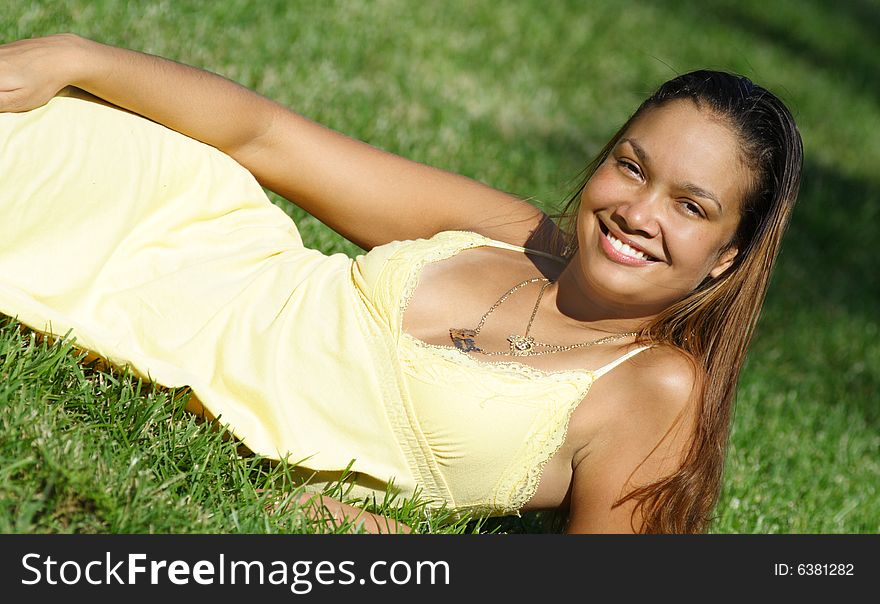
[598,222,659,266]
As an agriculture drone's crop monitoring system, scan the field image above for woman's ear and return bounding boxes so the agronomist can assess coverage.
[709,245,739,279]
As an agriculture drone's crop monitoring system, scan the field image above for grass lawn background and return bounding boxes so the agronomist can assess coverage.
[1,0,877,533]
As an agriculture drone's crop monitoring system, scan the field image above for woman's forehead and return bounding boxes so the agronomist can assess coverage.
[621,100,751,211]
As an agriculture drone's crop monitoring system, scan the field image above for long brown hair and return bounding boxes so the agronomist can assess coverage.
[554,71,803,533]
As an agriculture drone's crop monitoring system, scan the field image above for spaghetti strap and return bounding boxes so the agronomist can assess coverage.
[478,236,567,264]
[592,345,652,379]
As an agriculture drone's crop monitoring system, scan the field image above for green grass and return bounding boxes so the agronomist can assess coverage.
[1,0,877,533]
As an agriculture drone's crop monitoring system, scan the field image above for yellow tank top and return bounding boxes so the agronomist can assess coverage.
[0,93,650,517]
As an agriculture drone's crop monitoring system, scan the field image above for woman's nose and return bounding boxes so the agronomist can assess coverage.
[612,193,662,238]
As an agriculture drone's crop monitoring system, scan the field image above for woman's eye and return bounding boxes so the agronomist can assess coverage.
[617,159,641,178]
[681,200,704,218]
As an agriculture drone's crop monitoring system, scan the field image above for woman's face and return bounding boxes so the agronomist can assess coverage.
[574,99,749,317]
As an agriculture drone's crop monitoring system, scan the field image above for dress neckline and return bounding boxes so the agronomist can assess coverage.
[396,230,644,381]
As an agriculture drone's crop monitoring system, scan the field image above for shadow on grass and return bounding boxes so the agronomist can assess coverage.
[755,160,880,429]
[709,0,880,101]
[772,160,879,317]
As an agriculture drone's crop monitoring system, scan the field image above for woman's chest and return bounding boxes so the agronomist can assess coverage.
[400,249,595,374]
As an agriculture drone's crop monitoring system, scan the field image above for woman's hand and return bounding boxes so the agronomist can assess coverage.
[295,492,414,534]
[262,490,413,534]
[0,33,85,113]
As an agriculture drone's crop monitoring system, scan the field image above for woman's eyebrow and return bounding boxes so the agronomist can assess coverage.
[621,137,723,214]
[622,137,650,166]
[681,182,723,214]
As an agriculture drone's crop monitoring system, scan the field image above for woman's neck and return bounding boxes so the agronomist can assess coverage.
[545,259,658,334]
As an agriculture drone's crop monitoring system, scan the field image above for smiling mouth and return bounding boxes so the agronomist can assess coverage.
[599,221,659,263]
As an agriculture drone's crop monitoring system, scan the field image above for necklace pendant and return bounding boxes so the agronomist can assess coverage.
[507,334,535,356]
[450,328,481,353]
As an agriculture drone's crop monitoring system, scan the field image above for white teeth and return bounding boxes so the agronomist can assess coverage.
[607,231,649,260]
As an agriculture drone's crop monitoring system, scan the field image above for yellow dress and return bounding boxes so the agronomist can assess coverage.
[0,93,648,516]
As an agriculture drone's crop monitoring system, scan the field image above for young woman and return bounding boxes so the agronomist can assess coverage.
[0,34,802,534]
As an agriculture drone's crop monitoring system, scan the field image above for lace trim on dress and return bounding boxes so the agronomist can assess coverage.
[395,231,484,327]
[349,282,455,510]
[400,333,596,381]
[491,376,594,514]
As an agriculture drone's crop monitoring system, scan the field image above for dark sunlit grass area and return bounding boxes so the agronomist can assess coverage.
[1,0,877,533]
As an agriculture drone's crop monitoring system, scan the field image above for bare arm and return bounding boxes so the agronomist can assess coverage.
[565,350,699,534]
[0,34,545,250]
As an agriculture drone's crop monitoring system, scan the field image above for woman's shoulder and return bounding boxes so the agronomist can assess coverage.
[587,342,702,433]
[629,343,703,407]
